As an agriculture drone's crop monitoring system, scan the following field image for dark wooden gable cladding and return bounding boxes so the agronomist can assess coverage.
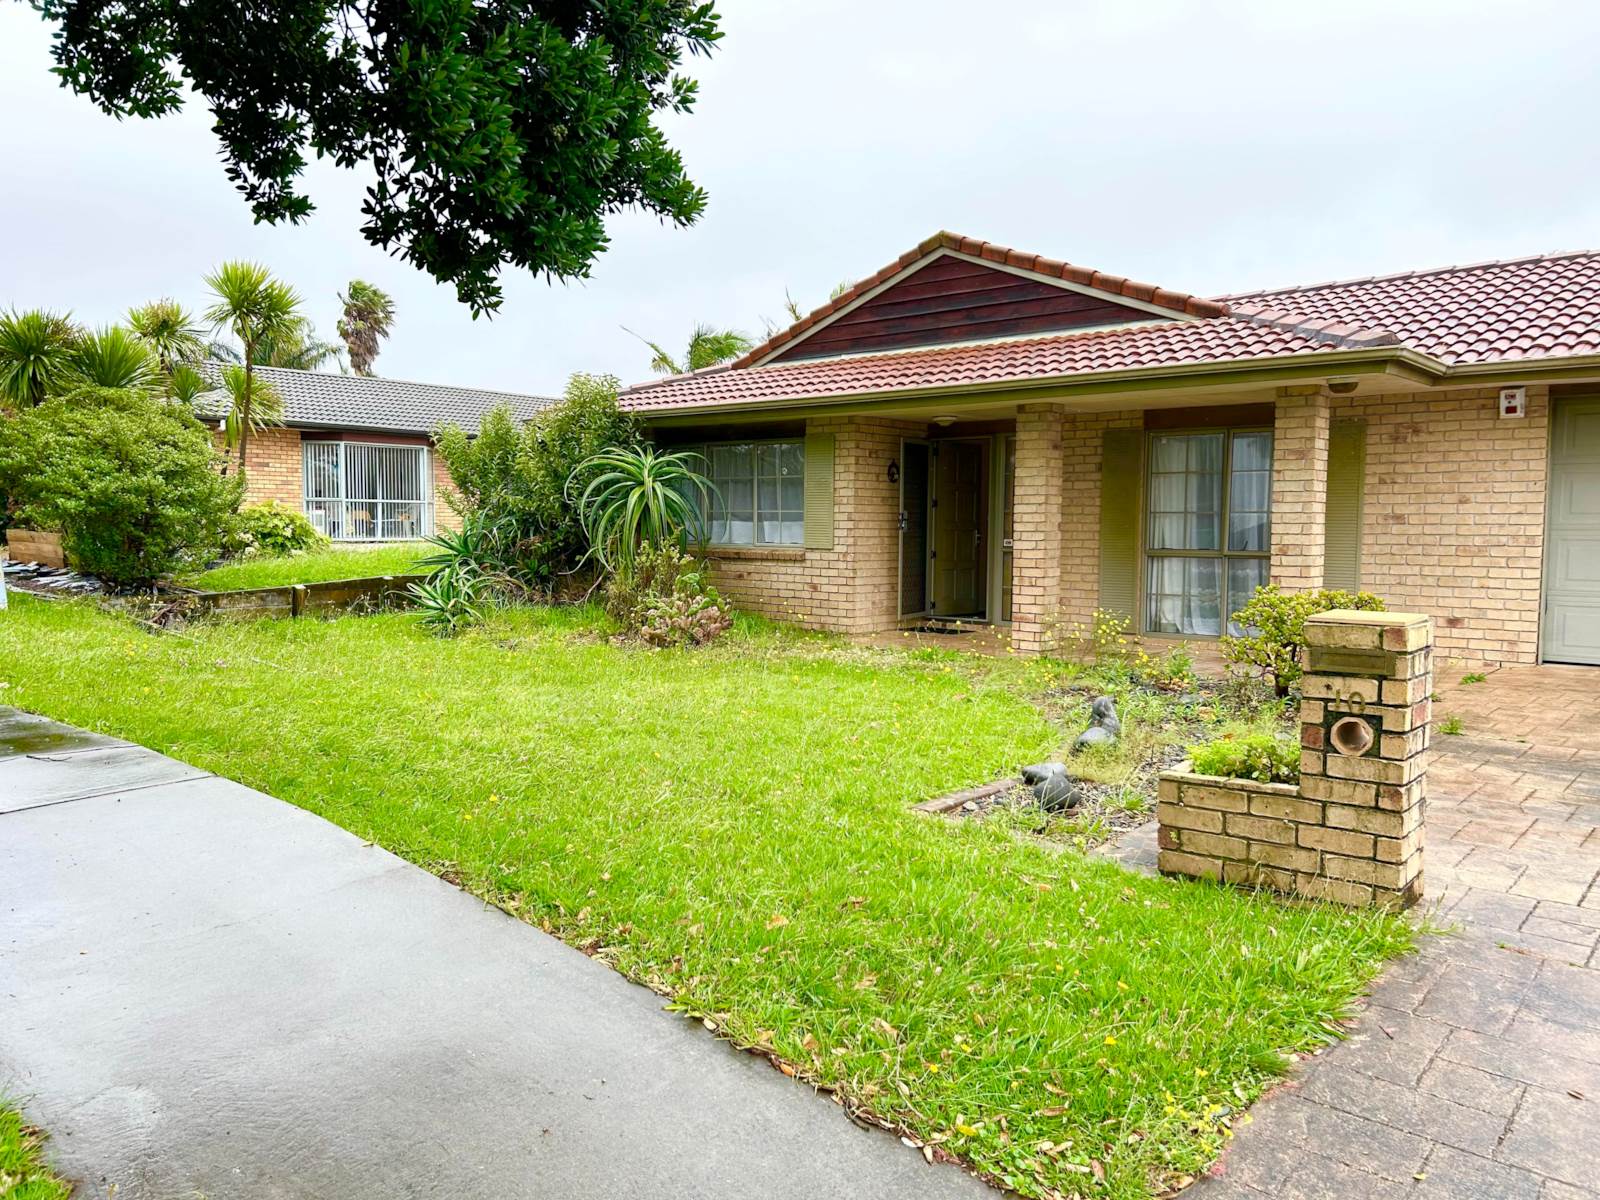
[770,255,1172,362]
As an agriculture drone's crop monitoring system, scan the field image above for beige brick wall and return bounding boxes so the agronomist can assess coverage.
[1335,386,1549,665]
[1011,404,1067,653]
[706,416,924,634]
[1270,386,1331,590]
[233,426,303,507]
[431,448,461,533]
[680,384,1555,661]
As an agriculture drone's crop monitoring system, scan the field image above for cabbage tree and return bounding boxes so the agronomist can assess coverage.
[571,446,713,576]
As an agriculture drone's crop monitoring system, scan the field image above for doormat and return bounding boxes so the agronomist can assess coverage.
[906,623,972,636]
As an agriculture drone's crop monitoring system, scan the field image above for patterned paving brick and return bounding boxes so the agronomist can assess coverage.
[1185,665,1600,1197]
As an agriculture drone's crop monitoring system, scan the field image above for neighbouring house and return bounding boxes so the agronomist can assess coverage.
[197,366,551,540]
[618,232,1600,666]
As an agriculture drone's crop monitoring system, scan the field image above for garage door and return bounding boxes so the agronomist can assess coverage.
[1544,397,1600,665]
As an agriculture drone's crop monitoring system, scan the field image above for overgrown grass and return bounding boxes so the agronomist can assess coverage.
[181,542,427,591]
[0,1103,71,1200]
[0,598,1413,1199]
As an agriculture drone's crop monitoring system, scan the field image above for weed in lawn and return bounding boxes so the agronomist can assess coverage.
[0,596,1414,1200]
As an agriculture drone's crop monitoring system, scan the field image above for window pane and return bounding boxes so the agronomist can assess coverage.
[780,477,803,513]
[1151,435,1188,471]
[1150,513,1185,550]
[1189,433,1224,473]
[1231,470,1270,514]
[1228,511,1269,553]
[1232,431,1273,472]
[1227,558,1269,635]
[1145,555,1223,636]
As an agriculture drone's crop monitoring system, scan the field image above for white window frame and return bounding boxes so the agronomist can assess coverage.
[302,439,435,542]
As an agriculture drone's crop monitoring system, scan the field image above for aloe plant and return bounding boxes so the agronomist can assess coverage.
[570,446,713,576]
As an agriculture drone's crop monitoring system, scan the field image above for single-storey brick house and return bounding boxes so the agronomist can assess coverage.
[199,366,551,540]
[618,232,1600,666]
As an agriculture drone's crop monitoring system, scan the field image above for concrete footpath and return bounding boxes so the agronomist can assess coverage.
[0,708,989,1199]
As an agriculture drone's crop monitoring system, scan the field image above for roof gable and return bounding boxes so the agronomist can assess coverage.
[739,232,1229,367]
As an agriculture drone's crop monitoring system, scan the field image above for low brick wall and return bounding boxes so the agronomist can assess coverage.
[1157,609,1432,910]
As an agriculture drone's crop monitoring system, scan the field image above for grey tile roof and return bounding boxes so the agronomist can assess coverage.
[194,365,554,436]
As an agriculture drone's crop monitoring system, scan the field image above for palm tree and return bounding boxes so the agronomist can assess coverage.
[629,323,755,376]
[67,326,160,392]
[256,315,344,371]
[218,364,285,457]
[337,280,396,376]
[203,262,301,475]
[0,309,79,408]
[762,281,853,337]
[127,299,206,378]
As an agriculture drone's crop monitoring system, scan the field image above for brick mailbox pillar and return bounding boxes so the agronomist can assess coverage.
[1157,609,1431,910]
[1297,610,1431,909]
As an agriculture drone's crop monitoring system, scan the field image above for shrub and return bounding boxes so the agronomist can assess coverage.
[1187,731,1300,784]
[0,386,241,586]
[1221,585,1386,696]
[224,500,327,558]
[434,372,639,584]
[604,541,731,648]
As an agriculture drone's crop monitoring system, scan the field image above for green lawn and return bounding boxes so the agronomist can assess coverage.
[0,1103,71,1200]
[181,542,427,591]
[0,597,1412,1199]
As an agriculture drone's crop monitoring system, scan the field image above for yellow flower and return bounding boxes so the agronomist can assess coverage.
[1104,1035,1117,1046]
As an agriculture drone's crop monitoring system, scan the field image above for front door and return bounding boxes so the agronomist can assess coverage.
[1544,396,1600,664]
[899,440,931,616]
[931,440,988,617]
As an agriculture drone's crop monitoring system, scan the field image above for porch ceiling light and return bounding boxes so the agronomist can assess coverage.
[931,415,959,427]
[1326,377,1359,394]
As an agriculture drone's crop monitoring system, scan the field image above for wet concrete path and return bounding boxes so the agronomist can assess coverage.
[0,708,987,1200]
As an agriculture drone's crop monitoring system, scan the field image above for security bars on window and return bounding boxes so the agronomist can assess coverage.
[302,441,433,541]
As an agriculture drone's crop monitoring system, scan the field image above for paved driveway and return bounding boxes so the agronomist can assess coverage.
[0,708,988,1200]
[1184,664,1600,1199]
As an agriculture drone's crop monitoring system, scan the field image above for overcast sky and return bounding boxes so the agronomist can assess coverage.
[3,0,1599,397]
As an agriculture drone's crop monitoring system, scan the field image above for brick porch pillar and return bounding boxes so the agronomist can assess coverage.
[1270,385,1331,591]
[1011,404,1066,654]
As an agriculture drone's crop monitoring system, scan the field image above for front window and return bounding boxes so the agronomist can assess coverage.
[682,441,804,546]
[1144,429,1272,636]
[303,441,433,541]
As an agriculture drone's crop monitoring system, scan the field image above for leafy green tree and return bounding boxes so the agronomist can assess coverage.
[33,0,723,314]
[1221,585,1388,697]
[435,372,638,583]
[202,262,301,474]
[337,280,396,376]
[0,386,242,585]
[66,326,160,393]
[632,323,754,375]
[0,309,80,408]
[127,299,206,377]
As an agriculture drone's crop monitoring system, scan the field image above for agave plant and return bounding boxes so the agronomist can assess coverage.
[67,326,160,392]
[407,567,486,636]
[570,446,714,576]
[0,308,79,407]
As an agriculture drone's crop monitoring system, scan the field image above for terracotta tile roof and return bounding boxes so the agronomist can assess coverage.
[622,312,1379,413]
[1220,249,1600,365]
[621,242,1600,414]
[732,231,1229,369]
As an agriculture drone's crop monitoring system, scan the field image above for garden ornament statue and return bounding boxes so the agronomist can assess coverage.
[1072,696,1121,753]
[1021,761,1082,812]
